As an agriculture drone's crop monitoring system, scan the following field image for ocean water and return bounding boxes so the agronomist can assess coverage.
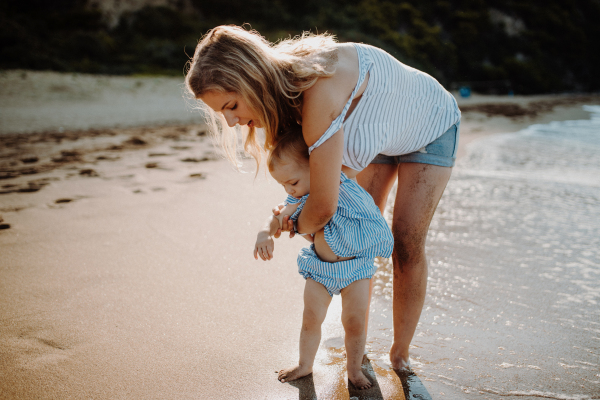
[366,106,600,399]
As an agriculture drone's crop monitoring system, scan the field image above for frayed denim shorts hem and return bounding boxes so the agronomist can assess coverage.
[370,122,460,168]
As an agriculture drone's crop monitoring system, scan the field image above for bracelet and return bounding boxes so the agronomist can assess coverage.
[293,220,308,236]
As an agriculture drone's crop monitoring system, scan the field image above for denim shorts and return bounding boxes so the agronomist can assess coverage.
[370,122,460,167]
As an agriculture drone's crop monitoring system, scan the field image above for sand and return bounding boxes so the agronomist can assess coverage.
[0,70,203,135]
[1,71,599,399]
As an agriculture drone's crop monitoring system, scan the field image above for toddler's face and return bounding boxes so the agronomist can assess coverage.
[269,157,310,199]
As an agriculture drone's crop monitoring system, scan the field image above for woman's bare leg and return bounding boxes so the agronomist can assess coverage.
[389,163,451,369]
[278,278,332,383]
[356,164,398,213]
[356,164,398,335]
[358,162,452,370]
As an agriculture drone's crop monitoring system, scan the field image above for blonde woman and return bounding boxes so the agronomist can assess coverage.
[186,25,460,375]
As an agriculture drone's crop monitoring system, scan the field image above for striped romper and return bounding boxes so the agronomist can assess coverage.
[309,43,461,170]
[285,172,393,296]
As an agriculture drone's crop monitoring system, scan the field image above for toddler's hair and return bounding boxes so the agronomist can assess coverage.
[267,123,309,171]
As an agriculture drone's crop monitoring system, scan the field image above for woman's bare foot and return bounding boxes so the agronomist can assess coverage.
[390,342,411,371]
[348,369,372,390]
[277,364,312,383]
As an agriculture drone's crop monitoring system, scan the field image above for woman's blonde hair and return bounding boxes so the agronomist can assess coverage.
[185,25,337,169]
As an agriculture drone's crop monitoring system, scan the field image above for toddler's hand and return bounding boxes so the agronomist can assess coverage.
[254,233,275,261]
[272,203,297,239]
[272,203,285,216]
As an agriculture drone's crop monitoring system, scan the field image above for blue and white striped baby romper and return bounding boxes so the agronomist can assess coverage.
[285,172,393,296]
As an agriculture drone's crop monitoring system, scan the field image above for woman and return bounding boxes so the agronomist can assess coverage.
[186,25,460,371]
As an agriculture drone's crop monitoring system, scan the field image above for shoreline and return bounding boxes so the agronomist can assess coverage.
[455,93,600,159]
[2,71,600,399]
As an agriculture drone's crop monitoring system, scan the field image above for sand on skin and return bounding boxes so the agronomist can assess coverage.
[1,71,600,399]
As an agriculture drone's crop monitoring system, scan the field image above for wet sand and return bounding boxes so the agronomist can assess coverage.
[1,71,599,399]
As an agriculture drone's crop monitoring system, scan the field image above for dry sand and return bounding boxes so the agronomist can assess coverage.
[1,71,599,399]
[0,70,204,135]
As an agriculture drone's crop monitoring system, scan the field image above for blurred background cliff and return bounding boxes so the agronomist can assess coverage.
[1,0,599,95]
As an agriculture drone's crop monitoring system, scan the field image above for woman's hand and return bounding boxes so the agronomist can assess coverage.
[272,204,295,238]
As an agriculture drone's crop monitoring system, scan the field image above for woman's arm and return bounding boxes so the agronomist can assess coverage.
[280,48,359,235]
[294,128,344,234]
[293,74,347,235]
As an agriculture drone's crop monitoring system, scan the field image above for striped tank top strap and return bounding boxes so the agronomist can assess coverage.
[308,44,372,154]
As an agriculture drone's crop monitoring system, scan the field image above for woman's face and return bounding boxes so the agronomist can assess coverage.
[200,91,262,129]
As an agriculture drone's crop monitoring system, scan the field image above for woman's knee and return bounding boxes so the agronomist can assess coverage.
[391,226,426,270]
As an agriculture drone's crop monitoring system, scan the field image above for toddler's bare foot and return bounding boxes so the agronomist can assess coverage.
[348,369,372,390]
[277,364,312,383]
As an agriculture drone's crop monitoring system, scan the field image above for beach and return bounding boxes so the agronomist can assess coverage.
[1,70,599,399]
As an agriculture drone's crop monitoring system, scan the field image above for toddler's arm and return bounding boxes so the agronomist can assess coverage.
[254,203,299,261]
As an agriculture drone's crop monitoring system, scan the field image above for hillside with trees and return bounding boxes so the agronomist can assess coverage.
[1,0,599,94]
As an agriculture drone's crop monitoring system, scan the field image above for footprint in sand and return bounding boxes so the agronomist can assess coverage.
[181,157,209,163]
[0,171,20,179]
[0,215,9,230]
[0,184,18,194]
[1,178,56,194]
[148,152,173,157]
[7,329,78,369]
[17,166,49,176]
[52,150,81,163]
[96,155,120,161]
[18,183,45,193]
[20,156,39,164]
[124,137,147,146]
[79,169,99,177]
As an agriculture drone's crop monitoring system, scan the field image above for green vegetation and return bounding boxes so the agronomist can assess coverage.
[1,0,599,93]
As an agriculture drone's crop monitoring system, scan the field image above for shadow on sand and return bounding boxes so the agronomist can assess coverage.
[286,356,432,399]
[287,356,386,400]
[287,373,318,400]
[394,368,432,400]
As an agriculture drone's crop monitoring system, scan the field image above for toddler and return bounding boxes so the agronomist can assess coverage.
[254,126,393,390]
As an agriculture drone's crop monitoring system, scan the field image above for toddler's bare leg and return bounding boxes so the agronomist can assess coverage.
[278,278,332,383]
[340,278,372,390]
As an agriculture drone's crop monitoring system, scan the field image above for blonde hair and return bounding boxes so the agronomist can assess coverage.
[267,123,309,172]
[185,25,337,169]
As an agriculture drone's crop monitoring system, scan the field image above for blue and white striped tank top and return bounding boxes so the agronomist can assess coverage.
[308,43,461,171]
[284,172,393,259]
